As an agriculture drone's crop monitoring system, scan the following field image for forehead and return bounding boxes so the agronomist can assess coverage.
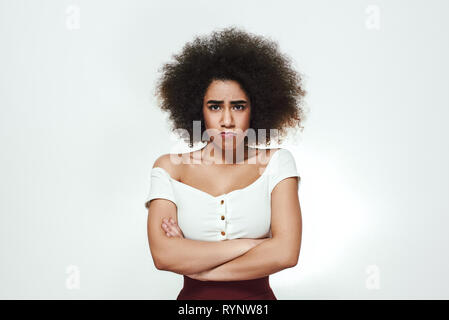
[204,80,248,100]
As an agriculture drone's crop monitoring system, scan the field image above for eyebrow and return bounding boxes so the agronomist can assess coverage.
[206,100,247,104]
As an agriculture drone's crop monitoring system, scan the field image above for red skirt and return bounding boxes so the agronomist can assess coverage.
[177,275,277,300]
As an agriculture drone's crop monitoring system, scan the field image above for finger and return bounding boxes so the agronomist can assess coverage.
[166,218,179,231]
[168,220,184,238]
[164,222,182,238]
[163,218,177,231]
[169,224,182,237]
[162,223,177,238]
[169,227,182,238]
[163,221,174,230]
[165,224,178,237]
[175,226,185,238]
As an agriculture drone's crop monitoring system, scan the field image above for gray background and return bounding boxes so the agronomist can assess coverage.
[0,0,448,299]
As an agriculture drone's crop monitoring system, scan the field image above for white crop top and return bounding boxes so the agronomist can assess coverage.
[144,148,301,242]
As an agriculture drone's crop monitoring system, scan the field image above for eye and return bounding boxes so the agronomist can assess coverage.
[208,105,220,111]
[207,104,246,111]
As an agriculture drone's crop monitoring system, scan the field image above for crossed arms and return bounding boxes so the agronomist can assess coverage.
[146,175,302,282]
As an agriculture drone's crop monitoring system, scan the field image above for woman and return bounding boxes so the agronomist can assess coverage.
[144,26,306,300]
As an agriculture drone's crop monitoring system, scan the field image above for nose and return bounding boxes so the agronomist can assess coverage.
[221,106,234,127]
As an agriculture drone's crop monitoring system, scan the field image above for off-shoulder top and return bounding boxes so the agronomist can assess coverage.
[144,148,301,242]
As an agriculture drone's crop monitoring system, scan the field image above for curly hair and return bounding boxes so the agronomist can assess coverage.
[154,26,307,147]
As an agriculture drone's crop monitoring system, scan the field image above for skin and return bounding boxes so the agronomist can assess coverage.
[171,79,275,198]
[153,79,302,281]
[162,217,184,238]
[200,79,252,165]
[165,79,261,278]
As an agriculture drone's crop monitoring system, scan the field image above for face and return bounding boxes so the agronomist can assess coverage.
[202,79,251,151]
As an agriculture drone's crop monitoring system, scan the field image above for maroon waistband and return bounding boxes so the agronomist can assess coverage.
[178,275,273,300]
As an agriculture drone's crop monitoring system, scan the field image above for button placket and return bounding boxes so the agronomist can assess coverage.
[219,197,227,238]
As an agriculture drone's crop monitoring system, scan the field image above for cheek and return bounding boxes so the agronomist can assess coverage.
[238,111,251,129]
[202,109,213,126]
[203,113,219,128]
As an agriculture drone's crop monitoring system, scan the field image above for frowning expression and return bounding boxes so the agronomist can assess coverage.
[202,79,251,150]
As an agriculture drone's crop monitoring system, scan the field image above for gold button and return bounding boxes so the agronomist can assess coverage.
[221,215,225,220]
[221,231,226,236]
[220,200,224,205]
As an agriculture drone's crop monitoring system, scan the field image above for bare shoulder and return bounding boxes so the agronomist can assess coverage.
[152,153,183,180]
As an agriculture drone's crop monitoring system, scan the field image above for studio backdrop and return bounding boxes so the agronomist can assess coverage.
[0,0,448,299]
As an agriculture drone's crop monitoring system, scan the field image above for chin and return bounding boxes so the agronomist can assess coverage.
[214,137,245,151]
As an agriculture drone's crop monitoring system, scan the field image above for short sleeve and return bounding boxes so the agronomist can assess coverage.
[268,149,301,193]
[144,167,177,209]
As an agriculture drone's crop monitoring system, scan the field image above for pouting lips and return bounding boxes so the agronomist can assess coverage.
[220,132,237,139]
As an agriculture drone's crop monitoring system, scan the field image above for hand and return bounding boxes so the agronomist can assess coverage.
[161,218,210,280]
[161,217,185,239]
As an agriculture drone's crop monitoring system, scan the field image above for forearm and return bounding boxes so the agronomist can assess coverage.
[196,238,295,281]
[155,237,252,275]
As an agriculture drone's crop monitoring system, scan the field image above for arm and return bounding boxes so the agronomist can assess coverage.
[189,176,302,281]
[146,154,263,274]
[147,198,264,275]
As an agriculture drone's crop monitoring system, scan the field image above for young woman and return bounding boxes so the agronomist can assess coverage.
[144,27,306,300]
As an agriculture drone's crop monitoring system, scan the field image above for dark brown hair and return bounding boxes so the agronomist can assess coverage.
[154,26,307,147]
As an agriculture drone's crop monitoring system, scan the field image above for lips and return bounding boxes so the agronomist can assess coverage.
[220,131,236,136]
[219,131,236,139]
